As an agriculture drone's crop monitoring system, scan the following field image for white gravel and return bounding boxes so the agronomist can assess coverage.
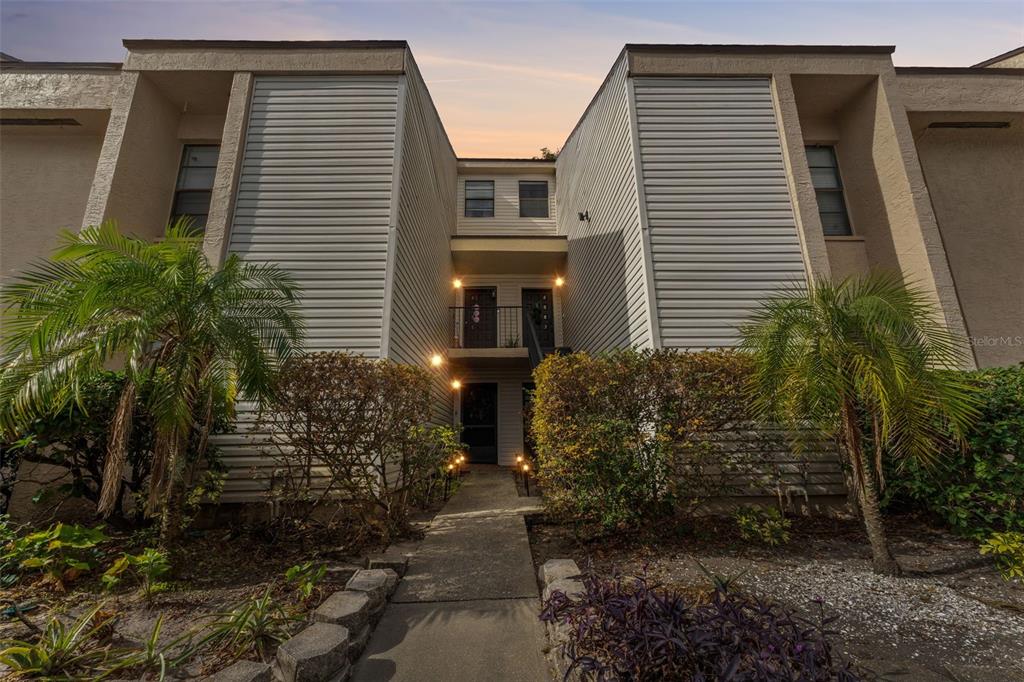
[742,559,1024,670]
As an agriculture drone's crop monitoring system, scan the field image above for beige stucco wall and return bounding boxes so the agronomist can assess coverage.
[911,115,1024,368]
[122,46,405,73]
[896,72,1024,113]
[823,238,870,279]
[0,126,106,284]
[203,72,253,265]
[0,70,121,110]
[82,73,191,239]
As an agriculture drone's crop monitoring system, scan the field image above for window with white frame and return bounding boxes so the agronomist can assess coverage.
[518,180,549,218]
[464,180,495,217]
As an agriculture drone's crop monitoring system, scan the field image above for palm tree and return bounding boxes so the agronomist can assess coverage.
[740,272,978,575]
[0,220,304,545]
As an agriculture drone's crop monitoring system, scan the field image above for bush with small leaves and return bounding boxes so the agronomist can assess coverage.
[734,506,792,547]
[540,570,858,681]
[979,531,1024,581]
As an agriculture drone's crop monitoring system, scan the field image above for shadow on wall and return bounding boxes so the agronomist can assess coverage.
[562,229,633,352]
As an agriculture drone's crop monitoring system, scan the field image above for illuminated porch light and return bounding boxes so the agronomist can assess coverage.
[451,379,462,390]
[430,354,444,368]
[554,276,565,287]
[453,278,463,289]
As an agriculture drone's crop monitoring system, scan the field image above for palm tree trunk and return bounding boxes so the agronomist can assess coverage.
[97,381,136,518]
[842,400,901,576]
[158,428,187,548]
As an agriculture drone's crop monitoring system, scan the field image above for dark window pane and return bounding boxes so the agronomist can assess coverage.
[518,181,548,199]
[183,146,220,167]
[805,146,837,168]
[171,145,219,232]
[465,181,494,199]
[465,180,494,217]
[177,166,216,190]
[519,181,549,218]
[520,198,548,218]
[173,191,212,216]
[809,167,840,189]
[806,145,853,236]
[814,190,847,213]
[820,212,852,236]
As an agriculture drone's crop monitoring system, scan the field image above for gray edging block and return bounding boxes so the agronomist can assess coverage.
[313,590,371,633]
[276,622,350,682]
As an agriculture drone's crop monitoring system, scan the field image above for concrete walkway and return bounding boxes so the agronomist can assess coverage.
[352,466,552,681]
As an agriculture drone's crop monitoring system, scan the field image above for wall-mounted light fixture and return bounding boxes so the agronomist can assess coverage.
[451,379,462,390]
[554,276,565,288]
[453,278,463,289]
[430,354,444,368]
[578,211,590,222]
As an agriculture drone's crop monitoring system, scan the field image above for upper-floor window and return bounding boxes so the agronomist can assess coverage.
[465,180,495,217]
[519,181,549,218]
[171,144,220,230]
[805,145,852,236]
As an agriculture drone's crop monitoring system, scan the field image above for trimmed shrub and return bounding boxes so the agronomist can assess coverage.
[540,571,857,681]
[884,365,1024,539]
[257,352,460,541]
[531,349,757,531]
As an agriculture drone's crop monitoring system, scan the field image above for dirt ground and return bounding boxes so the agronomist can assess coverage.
[528,513,1024,682]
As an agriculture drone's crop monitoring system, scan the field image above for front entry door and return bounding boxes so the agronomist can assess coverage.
[522,288,555,350]
[461,383,498,463]
[463,287,497,348]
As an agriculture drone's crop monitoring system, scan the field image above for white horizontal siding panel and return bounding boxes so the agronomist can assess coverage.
[633,77,807,350]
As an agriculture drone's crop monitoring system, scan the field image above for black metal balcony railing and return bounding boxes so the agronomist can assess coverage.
[449,305,558,368]
[449,305,524,349]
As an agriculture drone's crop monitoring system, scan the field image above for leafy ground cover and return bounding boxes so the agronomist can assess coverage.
[529,513,1024,681]
[0,514,429,679]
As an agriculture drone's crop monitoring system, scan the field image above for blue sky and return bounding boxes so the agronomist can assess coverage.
[2,1,1021,156]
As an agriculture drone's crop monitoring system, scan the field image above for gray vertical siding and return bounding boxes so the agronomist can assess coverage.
[631,77,807,349]
[218,75,400,501]
[385,58,458,424]
[555,57,653,352]
[228,75,400,354]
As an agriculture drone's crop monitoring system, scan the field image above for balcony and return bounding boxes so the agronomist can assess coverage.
[448,305,555,367]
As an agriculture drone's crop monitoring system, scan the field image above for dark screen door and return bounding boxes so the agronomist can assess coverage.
[463,287,497,348]
[522,288,555,349]
[461,383,498,463]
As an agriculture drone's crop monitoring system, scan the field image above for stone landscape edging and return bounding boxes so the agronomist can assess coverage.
[203,552,409,682]
[537,558,585,682]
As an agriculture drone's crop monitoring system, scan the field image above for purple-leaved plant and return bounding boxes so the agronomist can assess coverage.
[540,569,858,681]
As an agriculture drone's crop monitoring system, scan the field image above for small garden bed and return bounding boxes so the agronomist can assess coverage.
[528,513,1024,680]
[0,519,416,679]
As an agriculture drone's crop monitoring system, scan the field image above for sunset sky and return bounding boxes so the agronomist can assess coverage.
[2,1,1021,157]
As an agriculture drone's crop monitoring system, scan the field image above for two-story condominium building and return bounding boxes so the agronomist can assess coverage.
[2,40,1022,503]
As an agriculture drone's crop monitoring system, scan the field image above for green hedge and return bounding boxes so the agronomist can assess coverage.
[884,364,1024,538]
[531,349,753,531]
